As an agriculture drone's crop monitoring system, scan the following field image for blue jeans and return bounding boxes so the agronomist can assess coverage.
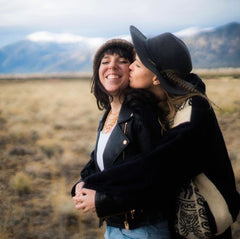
[104,221,171,239]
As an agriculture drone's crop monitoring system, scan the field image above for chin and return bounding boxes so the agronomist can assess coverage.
[129,82,136,88]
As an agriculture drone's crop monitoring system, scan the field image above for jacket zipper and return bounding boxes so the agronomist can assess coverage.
[124,214,129,230]
[123,117,135,230]
[122,122,128,160]
[124,209,136,230]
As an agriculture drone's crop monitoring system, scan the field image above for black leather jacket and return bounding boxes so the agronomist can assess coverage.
[82,96,240,236]
[72,99,166,229]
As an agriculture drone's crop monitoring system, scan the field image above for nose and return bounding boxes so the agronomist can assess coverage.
[129,62,133,71]
[108,60,117,69]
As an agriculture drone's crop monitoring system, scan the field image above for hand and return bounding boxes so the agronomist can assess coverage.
[73,188,96,213]
[75,182,84,195]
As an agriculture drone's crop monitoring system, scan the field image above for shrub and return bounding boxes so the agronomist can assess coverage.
[50,179,79,225]
[10,172,32,195]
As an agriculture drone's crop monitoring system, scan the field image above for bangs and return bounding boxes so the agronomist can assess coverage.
[104,47,134,62]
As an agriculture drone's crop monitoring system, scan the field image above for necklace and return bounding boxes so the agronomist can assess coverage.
[102,109,120,134]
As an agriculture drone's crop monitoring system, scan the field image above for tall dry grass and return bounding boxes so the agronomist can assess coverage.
[0,76,239,238]
[0,79,104,239]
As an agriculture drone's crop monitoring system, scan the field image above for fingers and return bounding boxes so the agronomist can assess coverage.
[73,196,84,210]
[82,206,96,213]
[72,196,81,208]
[80,188,87,195]
[81,188,96,197]
[72,188,96,214]
[75,182,84,195]
[72,195,96,213]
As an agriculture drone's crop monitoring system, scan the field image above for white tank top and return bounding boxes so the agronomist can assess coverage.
[96,131,111,171]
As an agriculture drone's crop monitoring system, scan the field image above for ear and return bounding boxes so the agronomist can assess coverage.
[152,75,160,86]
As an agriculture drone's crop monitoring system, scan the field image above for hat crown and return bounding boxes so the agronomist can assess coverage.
[129,25,197,95]
[146,32,192,74]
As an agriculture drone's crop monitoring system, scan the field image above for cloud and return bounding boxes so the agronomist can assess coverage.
[26,31,131,49]
[27,31,93,44]
[0,0,239,41]
[26,31,106,49]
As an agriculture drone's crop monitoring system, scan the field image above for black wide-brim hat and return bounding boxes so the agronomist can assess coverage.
[130,25,195,95]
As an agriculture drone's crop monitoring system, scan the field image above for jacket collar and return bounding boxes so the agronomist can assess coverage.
[118,102,134,123]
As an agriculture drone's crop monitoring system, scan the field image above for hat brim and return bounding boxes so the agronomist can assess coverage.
[130,25,191,95]
[130,26,160,79]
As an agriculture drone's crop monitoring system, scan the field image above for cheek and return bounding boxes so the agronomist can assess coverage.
[99,74,104,85]
[98,66,105,77]
[121,67,130,84]
[122,65,130,75]
[98,67,107,84]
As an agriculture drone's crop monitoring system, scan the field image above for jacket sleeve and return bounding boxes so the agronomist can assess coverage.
[71,151,98,197]
[80,151,99,179]
[91,122,201,216]
[95,191,142,218]
[78,96,240,221]
[83,97,211,198]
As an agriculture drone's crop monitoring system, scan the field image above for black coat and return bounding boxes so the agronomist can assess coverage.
[72,98,166,229]
[83,96,240,237]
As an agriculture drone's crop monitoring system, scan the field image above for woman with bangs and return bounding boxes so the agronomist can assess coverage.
[72,38,171,239]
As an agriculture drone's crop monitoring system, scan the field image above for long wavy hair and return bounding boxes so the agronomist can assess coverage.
[157,69,211,130]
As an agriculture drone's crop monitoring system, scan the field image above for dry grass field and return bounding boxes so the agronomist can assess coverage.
[0,72,239,239]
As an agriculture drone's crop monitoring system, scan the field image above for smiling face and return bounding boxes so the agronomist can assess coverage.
[99,53,131,97]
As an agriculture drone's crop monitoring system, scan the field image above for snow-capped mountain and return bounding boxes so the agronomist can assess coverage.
[0,22,239,74]
[174,26,214,37]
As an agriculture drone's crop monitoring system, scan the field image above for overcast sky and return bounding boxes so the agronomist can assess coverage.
[0,0,239,47]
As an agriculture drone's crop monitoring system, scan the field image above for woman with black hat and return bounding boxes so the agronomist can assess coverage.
[72,38,171,239]
[79,26,240,239]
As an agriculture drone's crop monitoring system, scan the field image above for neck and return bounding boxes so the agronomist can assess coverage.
[110,96,123,114]
[102,98,121,134]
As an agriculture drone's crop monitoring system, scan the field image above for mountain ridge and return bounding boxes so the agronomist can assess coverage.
[0,22,239,74]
